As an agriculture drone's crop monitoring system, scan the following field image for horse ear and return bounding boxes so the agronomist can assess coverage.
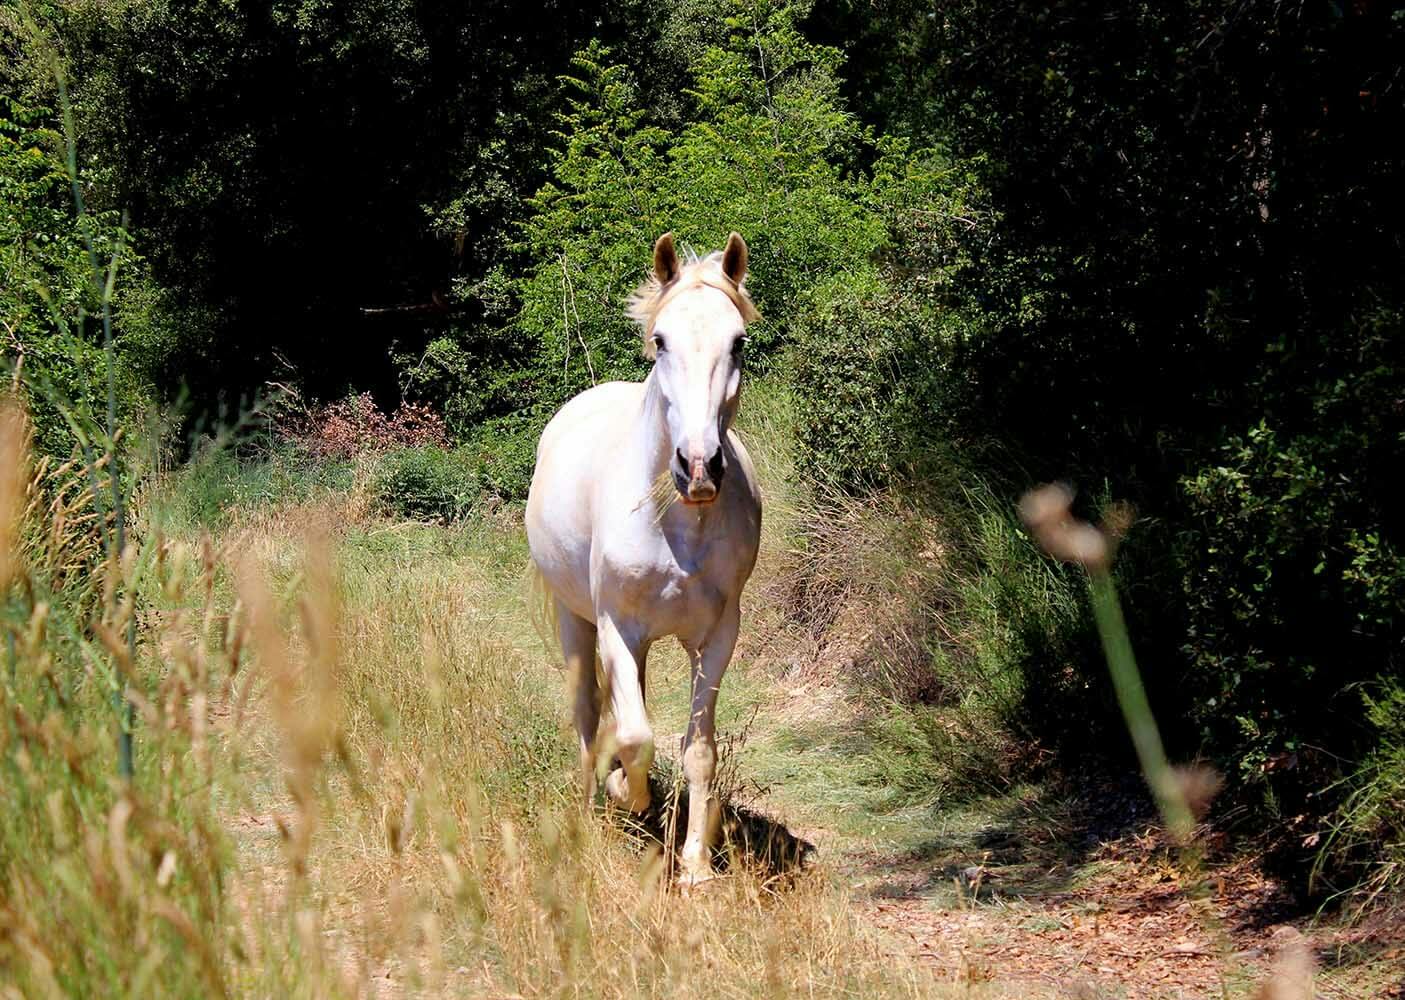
[721,231,748,285]
[653,232,679,285]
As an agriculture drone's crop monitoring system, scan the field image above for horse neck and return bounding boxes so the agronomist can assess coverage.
[631,369,674,483]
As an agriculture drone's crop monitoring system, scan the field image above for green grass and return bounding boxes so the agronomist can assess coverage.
[159,444,359,531]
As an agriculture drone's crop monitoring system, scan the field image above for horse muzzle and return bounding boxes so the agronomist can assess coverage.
[674,449,725,504]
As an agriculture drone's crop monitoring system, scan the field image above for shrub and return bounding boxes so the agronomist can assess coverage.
[460,414,544,504]
[743,382,1094,797]
[783,273,963,488]
[1178,306,1405,813]
[373,446,480,523]
[1315,678,1405,909]
[1,92,162,460]
[290,392,450,460]
[163,444,358,530]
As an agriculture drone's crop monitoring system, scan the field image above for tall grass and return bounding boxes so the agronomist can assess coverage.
[1,403,241,995]
[734,383,1090,814]
[3,400,968,997]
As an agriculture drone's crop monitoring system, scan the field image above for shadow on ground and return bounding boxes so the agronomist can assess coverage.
[606,769,817,888]
[850,771,1167,904]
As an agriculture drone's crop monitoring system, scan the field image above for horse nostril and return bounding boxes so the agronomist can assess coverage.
[676,448,689,474]
[707,448,726,483]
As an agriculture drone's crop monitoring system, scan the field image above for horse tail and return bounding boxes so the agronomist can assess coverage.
[525,558,561,665]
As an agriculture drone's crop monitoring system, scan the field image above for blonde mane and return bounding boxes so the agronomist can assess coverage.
[627,249,760,359]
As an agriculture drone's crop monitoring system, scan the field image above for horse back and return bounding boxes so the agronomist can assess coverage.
[526,381,646,621]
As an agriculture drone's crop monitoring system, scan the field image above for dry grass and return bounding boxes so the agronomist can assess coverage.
[0,396,959,998]
[219,506,952,998]
[730,388,1076,817]
[734,386,949,702]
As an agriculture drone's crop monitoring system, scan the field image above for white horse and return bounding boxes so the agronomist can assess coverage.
[525,232,762,885]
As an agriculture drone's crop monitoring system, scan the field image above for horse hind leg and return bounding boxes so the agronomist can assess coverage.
[556,600,601,805]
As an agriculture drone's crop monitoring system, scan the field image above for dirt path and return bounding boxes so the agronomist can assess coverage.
[847,829,1404,998]
[703,667,1405,999]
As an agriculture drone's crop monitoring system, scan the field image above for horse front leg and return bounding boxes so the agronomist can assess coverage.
[598,613,654,814]
[679,598,740,886]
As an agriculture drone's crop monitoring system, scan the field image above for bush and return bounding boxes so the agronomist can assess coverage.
[1178,306,1405,813]
[1316,678,1405,908]
[373,446,480,523]
[784,273,964,488]
[744,382,1094,796]
[163,445,359,530]
[459,414,545,504]
[287,392,450,460]
[1,92,162,459]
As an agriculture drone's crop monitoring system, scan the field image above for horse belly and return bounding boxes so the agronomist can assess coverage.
[531,530,594,622]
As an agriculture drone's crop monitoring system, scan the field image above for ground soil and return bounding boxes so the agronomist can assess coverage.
[832,786,1405,999]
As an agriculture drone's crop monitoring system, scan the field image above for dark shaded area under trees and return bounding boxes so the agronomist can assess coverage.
[5,0,693,408]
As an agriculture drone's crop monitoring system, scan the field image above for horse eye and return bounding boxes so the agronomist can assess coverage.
[731,336,748,356]
[652,334,667,353]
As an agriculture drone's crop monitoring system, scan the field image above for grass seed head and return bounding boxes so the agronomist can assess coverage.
[1,397,30,591]
[1018,482,1113,572]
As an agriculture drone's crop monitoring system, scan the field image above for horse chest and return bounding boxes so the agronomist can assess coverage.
[598,537,727,638]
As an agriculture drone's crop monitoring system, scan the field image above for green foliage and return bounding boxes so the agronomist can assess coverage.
[509,2,893,407]
[460,415,541,504]
[810,0,1405,871]
[163,445,357,531]
[1315,678,1405,907]
[1179,307,1405,788]
[396,0,953,499]
[778,138,989,487]
[373,446,480,523]
[3,0,696,414]
[513,38,675,399]
[410,0,994,504]
[0,91,158,458]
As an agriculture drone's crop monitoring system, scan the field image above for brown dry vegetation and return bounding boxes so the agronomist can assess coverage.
[2,387,957,998]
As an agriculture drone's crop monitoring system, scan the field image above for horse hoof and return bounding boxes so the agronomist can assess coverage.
[604,767,651,814]
[676,868,719,894]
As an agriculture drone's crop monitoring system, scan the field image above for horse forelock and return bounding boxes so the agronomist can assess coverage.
[627,250,759,359]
